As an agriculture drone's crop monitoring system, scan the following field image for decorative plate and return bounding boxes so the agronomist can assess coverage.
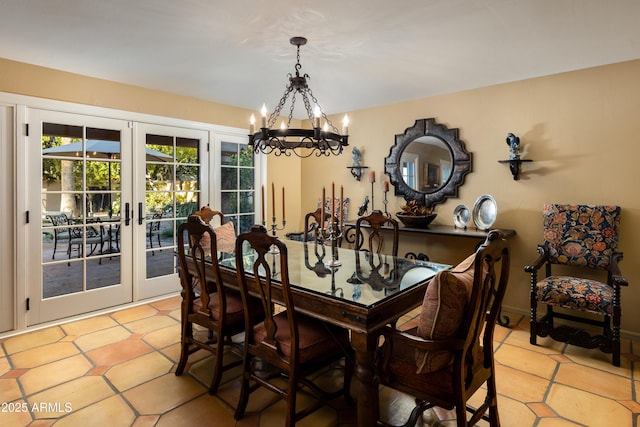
[453,204,470,228]
[472,195,497,230]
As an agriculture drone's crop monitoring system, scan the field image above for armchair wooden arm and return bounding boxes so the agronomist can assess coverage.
[380,326,465,353]
[523,244,549,273]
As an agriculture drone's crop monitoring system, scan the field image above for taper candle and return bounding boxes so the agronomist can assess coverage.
[271,182,275,217]
[369,170,376,183]
[261,185,265,221]
[321,187,325,226]
[331,182,335,225]
[383,180,389,192]
[340,185,344,228]
[282,186,285,221]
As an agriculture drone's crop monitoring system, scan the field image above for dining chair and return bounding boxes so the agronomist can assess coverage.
[46,213,71,260]
[147,211,163,255]
[376,230,510,427]
[233,224,353,427]
[175,214,253,394]
[66,218,105,265]
[285,207,341,245]
[355,209,399,256]
[524,204,628,366]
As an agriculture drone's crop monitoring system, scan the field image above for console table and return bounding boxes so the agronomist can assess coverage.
[343,221,516,255]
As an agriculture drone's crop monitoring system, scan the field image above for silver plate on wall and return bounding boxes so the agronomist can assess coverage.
[453,204,470,228]
[472,195,497,230]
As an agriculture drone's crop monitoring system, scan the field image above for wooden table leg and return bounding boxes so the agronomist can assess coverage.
[350,331,379,427]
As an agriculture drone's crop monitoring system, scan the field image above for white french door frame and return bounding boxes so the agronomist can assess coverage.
[5,91,250,332]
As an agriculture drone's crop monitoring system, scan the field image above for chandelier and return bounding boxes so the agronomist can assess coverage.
[248,36,349,158]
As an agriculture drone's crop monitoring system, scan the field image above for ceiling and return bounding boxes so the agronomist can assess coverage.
[2,0,640,118]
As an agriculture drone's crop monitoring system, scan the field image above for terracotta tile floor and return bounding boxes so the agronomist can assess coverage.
[1,296,638,426]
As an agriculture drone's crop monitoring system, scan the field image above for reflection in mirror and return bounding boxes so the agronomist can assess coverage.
[385,118,472,207]
[400,136,452,193]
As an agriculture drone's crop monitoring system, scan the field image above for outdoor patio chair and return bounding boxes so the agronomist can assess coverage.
[147,211,163,255]
[46,213,71,260]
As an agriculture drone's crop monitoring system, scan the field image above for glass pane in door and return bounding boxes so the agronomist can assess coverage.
[41,125,122,298]
[220,141,255,233]
[145,134,200,279]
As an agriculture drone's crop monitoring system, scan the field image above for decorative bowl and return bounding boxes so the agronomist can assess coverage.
[396,213,437,228]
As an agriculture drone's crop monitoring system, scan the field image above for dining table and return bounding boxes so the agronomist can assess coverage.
[210,239,451,427]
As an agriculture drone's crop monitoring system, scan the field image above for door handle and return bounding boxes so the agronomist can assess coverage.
[125,203,131,226]
[138,203,144,225]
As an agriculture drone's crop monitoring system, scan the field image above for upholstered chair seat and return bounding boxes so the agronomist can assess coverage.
[536,276,613,316]
[252,311,350,362]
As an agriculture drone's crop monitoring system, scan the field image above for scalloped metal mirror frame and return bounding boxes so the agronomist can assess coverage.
[384,118,472,207]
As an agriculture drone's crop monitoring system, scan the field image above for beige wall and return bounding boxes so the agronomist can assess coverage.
[2,57,639,336]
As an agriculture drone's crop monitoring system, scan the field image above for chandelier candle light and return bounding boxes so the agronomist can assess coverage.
[248,36,349,158]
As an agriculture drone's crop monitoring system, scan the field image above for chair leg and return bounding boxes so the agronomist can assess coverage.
[612,309,622,367]
[530,303,537,346]
[208,331,224,394]
[455,401,468,427]
[175,320,192,376]
[486,374,500,426]
[285,371,297,427]
[234,354,252,420]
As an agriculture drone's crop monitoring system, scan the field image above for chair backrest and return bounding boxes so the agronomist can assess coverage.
[149,212,163,232]
[542,204,620,270]
[47,213,70,236]
[460,230,510,377]
[47,213,70,227]
[235,225,298,359]
[192,205,225,226]
[303,208,339,242]
[355,210,399,256]
[176,215,226,317]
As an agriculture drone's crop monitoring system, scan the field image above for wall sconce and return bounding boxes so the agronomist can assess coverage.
[346,146,368,181]
[498,133,532,180]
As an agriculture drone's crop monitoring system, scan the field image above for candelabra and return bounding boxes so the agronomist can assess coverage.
[263,216,286,253]
[318,220,342,267]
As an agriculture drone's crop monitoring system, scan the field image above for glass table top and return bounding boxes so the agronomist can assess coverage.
[218,239,450,309]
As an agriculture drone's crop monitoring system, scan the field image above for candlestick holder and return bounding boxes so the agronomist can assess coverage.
[318,220,343,267]
[370,182,375,212]
[383,191,389,216]
[263,216,286,253]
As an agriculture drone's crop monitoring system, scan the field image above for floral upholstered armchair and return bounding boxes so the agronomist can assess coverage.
[524,204,628,366]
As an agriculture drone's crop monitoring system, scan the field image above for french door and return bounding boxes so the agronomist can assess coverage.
[27,111,208,324]
[29,110,133,324]
[134,123,208,300]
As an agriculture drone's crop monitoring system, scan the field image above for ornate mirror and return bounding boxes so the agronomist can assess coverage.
[384,118,472,207]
